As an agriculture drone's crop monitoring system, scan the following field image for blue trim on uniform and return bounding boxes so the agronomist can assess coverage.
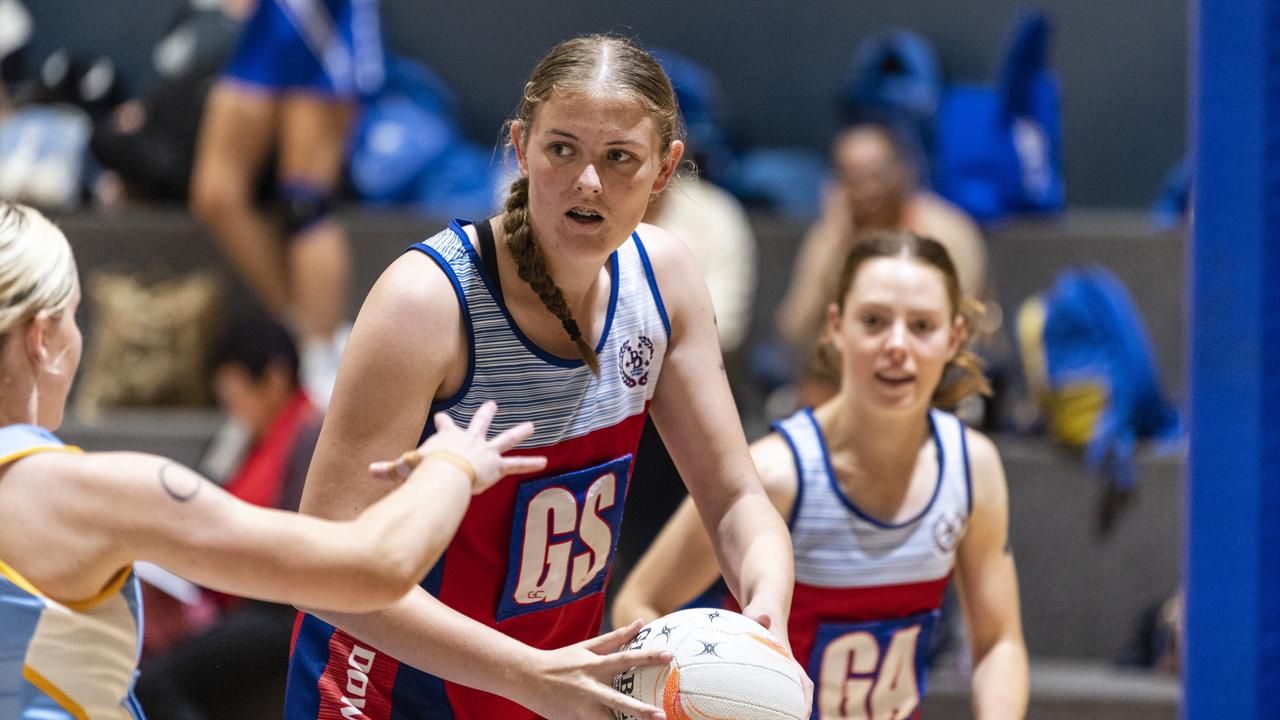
[632,232,671,339]
[954,414,974,518]
[0,578,47,720]
[407,235,476,416]
[126,572,144,663]
[450,219,620,369]
[597,252,621,354]
[390,664,456,720]
[806,408,945,530]
[419,547,447,597]
[0,424,60,445]
[770,420,806,531]
[123,688,146,720]
[284,614,337,719]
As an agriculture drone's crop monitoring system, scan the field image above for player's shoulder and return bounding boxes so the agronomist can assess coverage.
[750,432,800,509]
[370,232,467,321]
[961,425,1007,506]
[630,221,709,322]
[632,222,699,275]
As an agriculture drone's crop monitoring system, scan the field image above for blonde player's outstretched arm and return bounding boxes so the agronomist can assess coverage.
[20,402,540,613]
[639,224,798,647]
[612,434,799,627]
[954,429,1030,719]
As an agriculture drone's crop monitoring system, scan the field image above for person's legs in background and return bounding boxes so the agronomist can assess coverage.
[189,83,290,319]
[276,92,355,405]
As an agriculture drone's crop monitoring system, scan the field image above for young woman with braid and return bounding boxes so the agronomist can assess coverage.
[284,34,800,720]
[0,202,544,719]
[614,232,1029,719]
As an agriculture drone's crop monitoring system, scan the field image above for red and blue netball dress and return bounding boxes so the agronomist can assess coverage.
[0,425,146,720]
[224,0,384,98]
[777,408,972,720]
[285,219,671,719]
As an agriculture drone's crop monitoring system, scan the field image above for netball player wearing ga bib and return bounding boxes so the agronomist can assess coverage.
[616,231,1029,719]
[284,35,798,720]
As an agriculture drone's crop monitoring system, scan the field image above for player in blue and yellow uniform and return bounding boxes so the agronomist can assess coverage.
[0,202,546,719]
[190,0,385,404]
[284,34,802,720]
[616,232,1030,719]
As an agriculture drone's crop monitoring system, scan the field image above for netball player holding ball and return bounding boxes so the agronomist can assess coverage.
[285,34,800,720]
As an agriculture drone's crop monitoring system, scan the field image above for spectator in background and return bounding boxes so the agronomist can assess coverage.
[619,154,760,611]
[0,0,31,113]
[134,315,322,719]
[777,121,990,405]
[91,0,247,205]
[189,0,385,406]
[643,175,757,355]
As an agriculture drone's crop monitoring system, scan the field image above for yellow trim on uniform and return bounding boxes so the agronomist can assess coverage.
[62,566,132,612]
[0,443,82,467]
[0,556,131,610]
[0,556,43,597]
[22,664,89,720]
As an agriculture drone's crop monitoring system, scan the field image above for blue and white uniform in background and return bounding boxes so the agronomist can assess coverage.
[777,408,972,720]
[224,0,384,98]
[0,425,146,720]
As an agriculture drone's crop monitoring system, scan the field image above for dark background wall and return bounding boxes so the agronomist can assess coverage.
[22,0,1186,207]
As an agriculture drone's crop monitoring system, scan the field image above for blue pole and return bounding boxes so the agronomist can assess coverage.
[1187,0,1280,716]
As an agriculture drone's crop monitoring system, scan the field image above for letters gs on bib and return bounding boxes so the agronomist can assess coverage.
[497,455,633,621]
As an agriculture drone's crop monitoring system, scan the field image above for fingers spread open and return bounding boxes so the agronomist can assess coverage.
[501,455,548,476]
[491,420,535,451]
[434,411,459,434]
[593,648,674,677]
[468,400,498,435]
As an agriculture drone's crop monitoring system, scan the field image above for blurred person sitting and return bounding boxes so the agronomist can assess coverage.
[643,176,756,355]
[776,121,990,406]
[134,314,321,720]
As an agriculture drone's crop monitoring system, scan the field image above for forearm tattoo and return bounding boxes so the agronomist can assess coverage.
[158,462,201,502]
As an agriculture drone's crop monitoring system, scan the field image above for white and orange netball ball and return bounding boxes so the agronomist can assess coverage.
[613,608,808,720]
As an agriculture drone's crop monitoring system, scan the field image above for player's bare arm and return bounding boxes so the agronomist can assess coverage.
[955,429,1030,719]
[641,223,797,643]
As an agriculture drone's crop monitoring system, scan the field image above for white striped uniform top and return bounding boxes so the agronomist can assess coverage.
[415,219,669,447]
[775,406,973,699]
[783,407,972,590]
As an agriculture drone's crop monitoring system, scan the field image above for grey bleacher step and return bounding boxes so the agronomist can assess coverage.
[59,407,224,468]
[922,657,1179,719]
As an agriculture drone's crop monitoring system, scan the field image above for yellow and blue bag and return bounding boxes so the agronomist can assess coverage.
[1017,266,1181,520]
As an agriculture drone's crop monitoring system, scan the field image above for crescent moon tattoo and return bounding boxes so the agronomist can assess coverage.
[158,462,201,502]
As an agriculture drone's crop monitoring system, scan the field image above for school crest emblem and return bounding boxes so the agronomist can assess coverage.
[618,335,655,388]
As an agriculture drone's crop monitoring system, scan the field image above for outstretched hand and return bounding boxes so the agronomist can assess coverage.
[513,619,673,720]
[742,603,813,712]
[368,401,547,494]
